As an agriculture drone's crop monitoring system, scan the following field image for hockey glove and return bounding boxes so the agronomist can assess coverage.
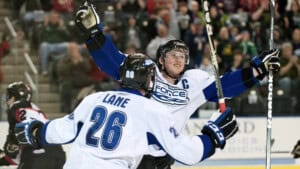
[201,107,238,149]
[250,48,280,80]
[15,120,44,149]
[3,133,19,158]
[155,155,175,169]
[74,1,103,40]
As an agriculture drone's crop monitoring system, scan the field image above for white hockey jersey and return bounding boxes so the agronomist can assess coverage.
[152,66,215,132]
[42,90,209,169]
[90,37,253,134]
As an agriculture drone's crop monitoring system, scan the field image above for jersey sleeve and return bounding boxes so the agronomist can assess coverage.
[41,93,97,144]
[145,104,215,165]
[203,67,259,102]
[87,34,126,80]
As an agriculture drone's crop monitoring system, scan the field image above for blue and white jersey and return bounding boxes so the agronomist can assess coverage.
[42,90,213,169]
[88,35,258,134]
[152,66,213,132]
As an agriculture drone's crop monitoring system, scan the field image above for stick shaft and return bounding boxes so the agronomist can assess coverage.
[266,0,275,169]
[202,0,226,112]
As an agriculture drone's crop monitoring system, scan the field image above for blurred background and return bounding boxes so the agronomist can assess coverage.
[0,0,299,168]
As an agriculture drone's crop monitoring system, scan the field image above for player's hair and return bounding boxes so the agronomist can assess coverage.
[120,53,155,95]
[6,81,32,102]
[156,39,189,70]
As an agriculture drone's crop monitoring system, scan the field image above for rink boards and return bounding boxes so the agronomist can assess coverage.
[0,117,299,168]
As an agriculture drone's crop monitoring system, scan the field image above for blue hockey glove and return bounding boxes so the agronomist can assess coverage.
[74,1,103,40]
[201,107,238,149]
[15,120,44,149]
[250,48,280,80]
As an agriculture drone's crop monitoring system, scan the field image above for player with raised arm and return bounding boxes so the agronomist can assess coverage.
[0,81,66,169]
[14,54,238,169]
[74,2,280,169]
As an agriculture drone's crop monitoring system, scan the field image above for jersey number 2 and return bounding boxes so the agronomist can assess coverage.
[86,106,127,150]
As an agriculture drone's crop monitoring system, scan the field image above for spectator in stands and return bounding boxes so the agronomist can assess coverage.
[238,30,258,59]
[176,1,190,39]
[216,0,240,14]
[52,0,75,20]
[239,0,263,13]
[283,0,300,31]
[198,56,216,110]
[251,22,267,53]
[57,43,94,113]
[20,0,46,39]
[11,0,52,20]
[292,28,300,57]
[273,26,285,49]
[250,0,281,50]
[121,0,145,16]
[227,50,246,72]
[228,25,241,42]
[38,10,71,75]
[183,19,205,68]
[124,43,138,55]
[146,6,179,41]
[0,34,10,82]
[188,0,201,23]
[146,23,175,60]
[121,16,142,51]
[216,26,235,72]
[278,42,300,96]
[226,6,249,30]
[199,55,214,76]
[209,5,226,35]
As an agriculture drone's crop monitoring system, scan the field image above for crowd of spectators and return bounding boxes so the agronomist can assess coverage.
[2,0,300,116]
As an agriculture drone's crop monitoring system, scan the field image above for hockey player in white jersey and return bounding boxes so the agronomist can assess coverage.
[74,2,280,169]
[14,54,238,169]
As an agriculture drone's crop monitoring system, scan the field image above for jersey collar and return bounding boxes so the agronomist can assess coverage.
[118,88,143,96]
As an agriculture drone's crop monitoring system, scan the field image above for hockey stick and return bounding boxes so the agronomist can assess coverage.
[266,0,275,169]
[202,0,226,113]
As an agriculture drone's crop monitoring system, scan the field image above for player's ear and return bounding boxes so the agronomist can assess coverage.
[159,57,164,66]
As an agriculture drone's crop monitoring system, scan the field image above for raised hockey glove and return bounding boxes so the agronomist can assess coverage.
[201,107,238,149]
[250,48,280,80]
[15,120,44,149]
[74,1,103,40]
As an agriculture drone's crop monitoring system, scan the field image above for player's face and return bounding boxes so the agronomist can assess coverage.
[6,97,15,106]
[161,50,186,78]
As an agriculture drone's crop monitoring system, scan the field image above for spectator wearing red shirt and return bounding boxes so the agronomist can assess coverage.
[0,35,10,82]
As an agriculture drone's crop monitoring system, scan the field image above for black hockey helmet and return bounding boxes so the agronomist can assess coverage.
[120,53,156,94]
[6,81,32,102]
[156,39,189,70]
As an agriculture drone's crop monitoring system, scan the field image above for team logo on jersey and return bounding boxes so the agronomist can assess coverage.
[152,81,189,105]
